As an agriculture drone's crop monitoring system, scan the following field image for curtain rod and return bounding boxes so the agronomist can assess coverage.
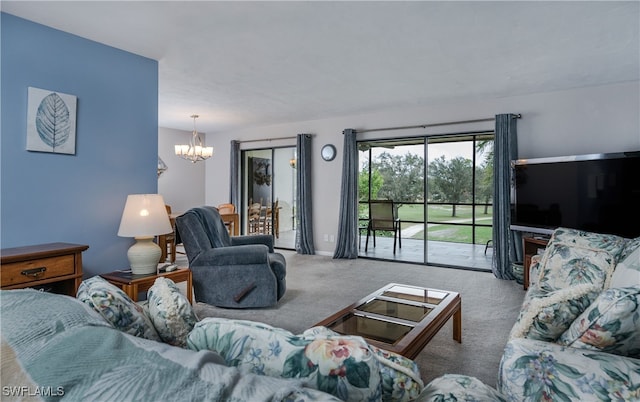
[237,134,315,144]
[354,114,521,134]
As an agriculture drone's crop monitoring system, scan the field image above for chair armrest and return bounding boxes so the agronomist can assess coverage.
[192,244,270,266]
[230,235,274,252]
[498,337,640,401]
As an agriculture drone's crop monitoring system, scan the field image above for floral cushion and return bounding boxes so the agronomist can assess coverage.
[187,318,423,402]
[510,284,600,341]
[147,277,199,347]
[77,276,160,341]
[610,240,640,288]
[558,286,640,358]
[499,337,640,401]
[366,345,423,401]
[618,236,640,262]
[550,228,629,261]
[420,374,506,402]
[303,326,423,401]
[536,228,627,292]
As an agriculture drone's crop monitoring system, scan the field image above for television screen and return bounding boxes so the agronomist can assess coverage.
[511,151,640,238]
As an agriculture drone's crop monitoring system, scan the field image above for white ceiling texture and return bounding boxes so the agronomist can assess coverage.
[3,1,639,134]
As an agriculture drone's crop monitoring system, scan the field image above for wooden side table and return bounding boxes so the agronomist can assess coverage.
[101,268,192,303]
[1,242,88,296]
[523,236,549,290]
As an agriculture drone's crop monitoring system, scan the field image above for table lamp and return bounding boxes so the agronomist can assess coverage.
[117,194,172,275]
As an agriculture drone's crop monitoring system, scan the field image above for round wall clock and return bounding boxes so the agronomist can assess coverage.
[321,144,336,161]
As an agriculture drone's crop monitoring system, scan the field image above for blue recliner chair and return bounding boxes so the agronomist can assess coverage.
[175,206,286,308]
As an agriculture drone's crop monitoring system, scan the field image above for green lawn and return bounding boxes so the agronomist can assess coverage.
[366,203,494,245]
[411,225,493,245]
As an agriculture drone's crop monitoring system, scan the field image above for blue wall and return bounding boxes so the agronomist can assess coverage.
[1,13,159,277]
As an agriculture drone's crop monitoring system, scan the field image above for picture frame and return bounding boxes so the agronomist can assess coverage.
[26,86,77,155]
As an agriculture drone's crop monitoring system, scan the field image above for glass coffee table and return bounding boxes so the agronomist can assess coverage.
[314,283,461,359]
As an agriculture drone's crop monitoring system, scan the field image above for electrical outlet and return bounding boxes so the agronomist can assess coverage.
[323,234,329,241]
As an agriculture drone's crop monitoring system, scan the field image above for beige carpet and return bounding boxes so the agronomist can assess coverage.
[192,250,525,387]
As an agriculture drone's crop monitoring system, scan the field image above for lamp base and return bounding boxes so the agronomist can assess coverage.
[127,236,161,275]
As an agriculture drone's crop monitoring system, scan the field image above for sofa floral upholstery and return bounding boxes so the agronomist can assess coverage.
[420,228,640,401]
[2,289,340,402]
[499,338,640,401]
[420,374,506,401]
[187,317,424,402]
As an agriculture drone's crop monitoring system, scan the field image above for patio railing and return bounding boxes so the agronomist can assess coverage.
[359,201,493,245]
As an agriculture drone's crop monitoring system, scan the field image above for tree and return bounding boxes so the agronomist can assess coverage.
[359,167,383,200]
[428,156,472,217]
[476,161,492,214]
[374,152,424,204]
[476,139,494,214]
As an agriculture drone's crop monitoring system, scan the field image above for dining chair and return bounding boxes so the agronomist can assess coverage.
[217,203,236,214]
[159,204,177,263]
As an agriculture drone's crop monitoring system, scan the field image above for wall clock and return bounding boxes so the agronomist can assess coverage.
[321,144,336,161]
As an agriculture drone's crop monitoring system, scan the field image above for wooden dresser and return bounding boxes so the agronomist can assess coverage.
[1,242,89,296]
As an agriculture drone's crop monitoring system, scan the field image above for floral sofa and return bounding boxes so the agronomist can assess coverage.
[1,275,423,402]
[420,228,640,401]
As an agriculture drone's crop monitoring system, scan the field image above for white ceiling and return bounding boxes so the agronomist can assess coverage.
[3,1,639,134]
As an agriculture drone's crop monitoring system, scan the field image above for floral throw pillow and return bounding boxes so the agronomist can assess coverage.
[536,228,626,292]
[147,277,199,347]
[558,286,640,358]
[510,284,600,342]
[610,240,640,288]
[77,276,160,341]
[302,326,423,401]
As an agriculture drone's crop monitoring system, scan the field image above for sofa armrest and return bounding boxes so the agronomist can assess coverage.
[192,244,270,266]
[498,337,640,401]
[421,374,506,401]
[231,235,274,252]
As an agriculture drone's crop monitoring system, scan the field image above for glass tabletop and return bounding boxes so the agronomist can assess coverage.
[326,313,413,345]
[357,298,433,322]
[382,285,449,305]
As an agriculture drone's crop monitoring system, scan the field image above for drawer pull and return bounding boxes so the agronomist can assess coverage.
[21,267,47,278]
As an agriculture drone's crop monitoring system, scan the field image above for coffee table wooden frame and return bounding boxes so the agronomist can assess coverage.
[314,283,461,359]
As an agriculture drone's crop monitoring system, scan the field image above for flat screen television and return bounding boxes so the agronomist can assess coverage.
[511,151,640,238]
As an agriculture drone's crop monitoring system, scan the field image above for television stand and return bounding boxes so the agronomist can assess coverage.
[523,236,549,290]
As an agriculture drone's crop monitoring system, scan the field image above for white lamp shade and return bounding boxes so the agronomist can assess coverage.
[117,194,172,237]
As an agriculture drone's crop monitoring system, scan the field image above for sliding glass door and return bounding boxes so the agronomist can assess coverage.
[358,133,494,270]
[241,147,296,249]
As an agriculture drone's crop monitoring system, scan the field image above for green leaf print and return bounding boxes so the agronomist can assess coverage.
[283,349,316,378]
[344,358,370,388]
[317,374,339,396]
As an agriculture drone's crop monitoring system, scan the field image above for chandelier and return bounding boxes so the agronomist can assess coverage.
[174,114,213,163]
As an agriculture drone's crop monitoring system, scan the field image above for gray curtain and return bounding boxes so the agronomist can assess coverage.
[333,129,359,259]
[296,134,315,254]
[492,114,520,279]
[229,140,240,208]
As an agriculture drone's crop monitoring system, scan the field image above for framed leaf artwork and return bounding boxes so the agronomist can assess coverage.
[26,87,77,155]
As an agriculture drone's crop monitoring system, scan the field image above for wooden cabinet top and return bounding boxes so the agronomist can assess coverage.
[1,243,89,264]
[523,237,550,247]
